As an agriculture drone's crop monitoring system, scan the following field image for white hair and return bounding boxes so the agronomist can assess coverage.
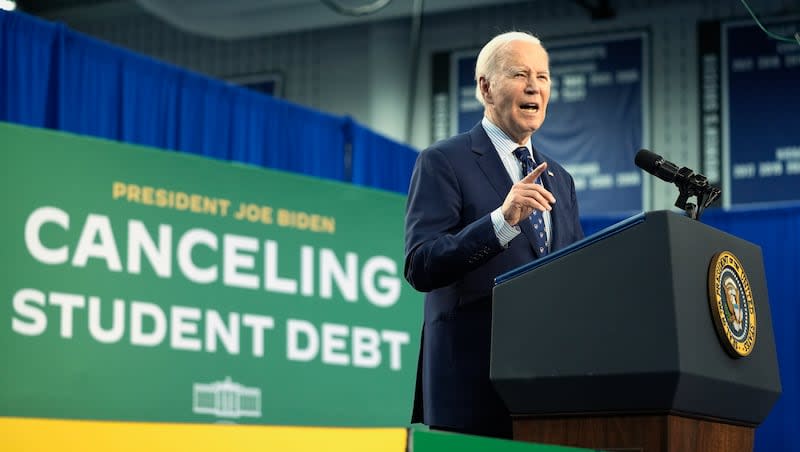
[474,31,543,106]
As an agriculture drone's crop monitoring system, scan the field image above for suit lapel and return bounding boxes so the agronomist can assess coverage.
[532,146,565,248]
[470,125,513,200]
[531,147,551,192]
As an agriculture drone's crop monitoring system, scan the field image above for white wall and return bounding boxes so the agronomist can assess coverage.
[47,0,796,209]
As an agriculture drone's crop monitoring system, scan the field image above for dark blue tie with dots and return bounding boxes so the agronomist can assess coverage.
[512,147,549,256]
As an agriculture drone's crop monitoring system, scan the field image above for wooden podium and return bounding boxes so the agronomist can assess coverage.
[490,211,781,452]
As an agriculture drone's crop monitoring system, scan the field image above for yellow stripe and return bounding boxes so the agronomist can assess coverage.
[0,417,407,452]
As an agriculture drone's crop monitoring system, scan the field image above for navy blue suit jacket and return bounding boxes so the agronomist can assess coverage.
[404,123,584,437]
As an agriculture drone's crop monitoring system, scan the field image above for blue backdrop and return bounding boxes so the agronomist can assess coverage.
[1,9,797,452]
[723,18,800,206]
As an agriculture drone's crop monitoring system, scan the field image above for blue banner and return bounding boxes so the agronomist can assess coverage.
[451,32,650,215]
[723,18,800,206]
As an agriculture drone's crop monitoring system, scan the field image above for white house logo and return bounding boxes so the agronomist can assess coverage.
[193,377,262,419]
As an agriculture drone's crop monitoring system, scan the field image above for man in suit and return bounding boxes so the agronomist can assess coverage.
[404,31,584,438]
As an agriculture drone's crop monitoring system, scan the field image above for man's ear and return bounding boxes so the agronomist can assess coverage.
[479,76,492,104]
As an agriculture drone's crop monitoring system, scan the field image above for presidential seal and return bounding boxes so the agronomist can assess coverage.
[708,251,756,357]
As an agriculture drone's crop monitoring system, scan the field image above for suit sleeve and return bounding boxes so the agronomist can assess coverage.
[404,146,505,293]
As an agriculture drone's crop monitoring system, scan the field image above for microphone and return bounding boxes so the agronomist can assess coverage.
[634,149,721,220]
[634,149,688,185]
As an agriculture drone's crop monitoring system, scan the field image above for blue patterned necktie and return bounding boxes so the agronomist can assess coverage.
[512,146,549,256]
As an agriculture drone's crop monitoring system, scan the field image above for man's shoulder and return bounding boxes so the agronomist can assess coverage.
[425,131,471,154]
[423,125,486,158]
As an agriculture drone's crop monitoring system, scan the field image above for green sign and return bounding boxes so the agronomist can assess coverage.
[0,122,421,426]
[411,429,596,452]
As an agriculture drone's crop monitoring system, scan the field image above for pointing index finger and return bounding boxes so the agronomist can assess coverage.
[522,161,548,183]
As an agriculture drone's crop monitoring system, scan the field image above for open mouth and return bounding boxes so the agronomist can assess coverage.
[520,103,540,112]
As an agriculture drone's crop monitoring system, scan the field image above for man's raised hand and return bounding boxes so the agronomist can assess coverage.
[501,162,556,226]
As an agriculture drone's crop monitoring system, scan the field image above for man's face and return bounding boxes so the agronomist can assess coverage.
[481,40,550,144]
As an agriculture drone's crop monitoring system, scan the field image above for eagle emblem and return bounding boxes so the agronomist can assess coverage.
[708,251,756,357]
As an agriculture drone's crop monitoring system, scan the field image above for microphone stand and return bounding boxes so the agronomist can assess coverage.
[672,167,721,221]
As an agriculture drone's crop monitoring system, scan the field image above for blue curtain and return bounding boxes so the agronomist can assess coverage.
[0,10,422,187]
[350,119,418,194]
[1,12,64,128]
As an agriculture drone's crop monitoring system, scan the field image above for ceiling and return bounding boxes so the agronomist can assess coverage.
[15,0,537,39]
